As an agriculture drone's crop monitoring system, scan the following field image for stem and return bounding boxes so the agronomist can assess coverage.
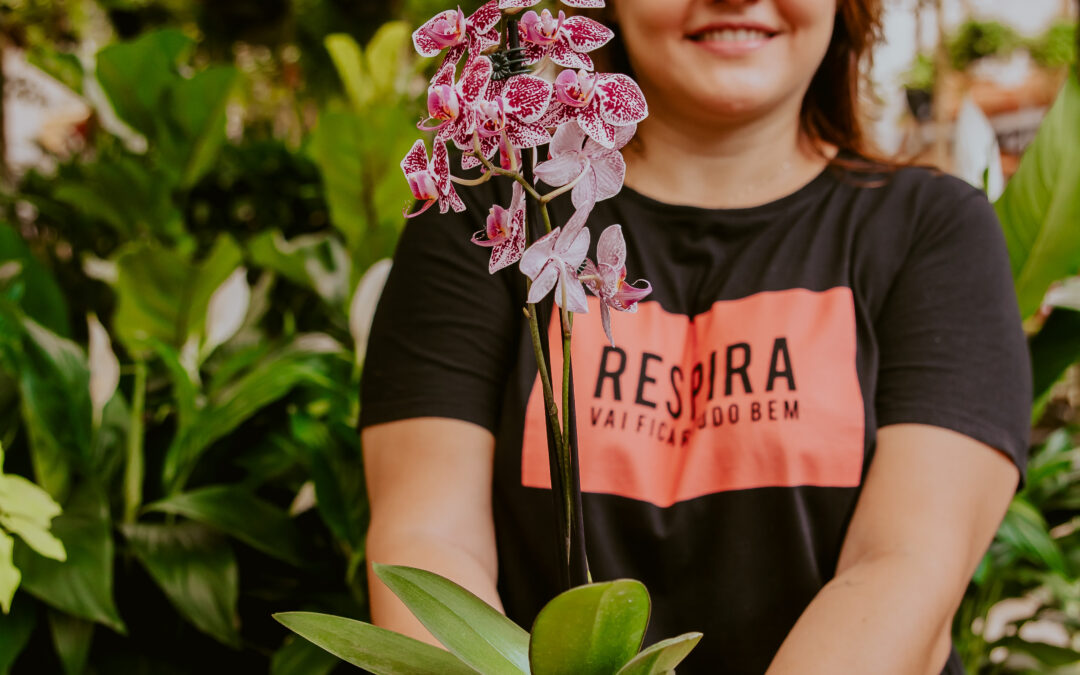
[123,359,147,524]
[471,132,542,201]
[559,293,573,541]
[450,172,494,186]
[527,300,563,457]
[539,160,590,204]
[538,200,554,234]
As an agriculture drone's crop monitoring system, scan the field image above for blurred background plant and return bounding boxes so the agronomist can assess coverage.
[0,0,1076,672]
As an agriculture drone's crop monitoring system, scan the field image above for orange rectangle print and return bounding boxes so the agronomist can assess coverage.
[521,288,865,507]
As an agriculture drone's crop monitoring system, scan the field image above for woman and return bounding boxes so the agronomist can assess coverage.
[360,0,1032,672]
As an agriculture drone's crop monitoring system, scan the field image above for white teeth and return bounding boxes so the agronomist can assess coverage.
[695,28,770,42]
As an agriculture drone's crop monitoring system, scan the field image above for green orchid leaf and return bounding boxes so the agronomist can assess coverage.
[0,532,19,615]
[14,486,124,633]
[373,563,530,675]
[0,513,65,561]
[48,610,94,675]
[529,580,651,675]
[995,68,1080,319]
[145,485,306,566]
[0,596,36,673]
[273,611,478,675]
[270,634,340,675]
[615,633,704,675]
[122,521,240,647]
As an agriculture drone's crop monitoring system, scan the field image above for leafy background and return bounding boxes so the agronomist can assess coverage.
[0,0,1077,672]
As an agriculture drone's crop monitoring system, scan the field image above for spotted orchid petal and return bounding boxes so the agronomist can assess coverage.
[555,219,590,268]
[596,223,626,270]
[587,149,626,204]
[528,264,560,304]
[562,16,613,52]
[597,74,648,127]
[560,0,605,6]
[520,228,558,279]
[582,225,651,343]
[402,139,463,218]
[521,10,565,46]
[470,0,502,35]
[521,225,591,313]
[534,152,586,188]
[459,55,493,104]
[413,8,468,57]
[471,182,526,273]
[498,0,541,8]
[501,74,553,124]
[555,266,590,313]
[549,41,594,70]
[432,140,465,213]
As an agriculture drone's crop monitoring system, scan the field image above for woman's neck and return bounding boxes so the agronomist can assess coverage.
[622,102,833,210]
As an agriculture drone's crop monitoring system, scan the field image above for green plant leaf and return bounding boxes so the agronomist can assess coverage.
[0,595,36,673]
[247,230,352,308]
[0,222,69,337]
[614,633,703,675]
[121,521,240,647]
[325,34,370,111]
[144,485,306,566]
[529,580,651,675]
[273,611,478,675]
[160,66,239,189]
[0,513,65,561]
[96,29,194,138]
[0,473,62,524]
[365,21,410,97]
[992,635,1080,666]
[0,532,19,614]
[995,69,1080,319]
[1029,308,1080,401]
[996,497,1069,575]
[373,563,530,675]
[270,634,340,675]
[48,610,94,675]
[14,486,125,633]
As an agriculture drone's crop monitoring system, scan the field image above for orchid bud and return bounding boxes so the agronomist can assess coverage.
[521,9,565,45]
[554,69,597,108]
[421,8,468,49]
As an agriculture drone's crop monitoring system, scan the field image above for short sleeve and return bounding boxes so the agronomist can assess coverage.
[874,178,1032,479]
[359,179,522,434]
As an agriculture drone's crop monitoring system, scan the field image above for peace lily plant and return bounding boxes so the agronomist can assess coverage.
[275,0,704,672]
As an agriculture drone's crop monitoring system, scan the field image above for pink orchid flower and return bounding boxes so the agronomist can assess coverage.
[520,225,591,314]
[471,182,526,273]
[535,122,634,210]
[400,139,465,218]
[518,10,613,70]
[420,55,493,147]
[413,1,502,84]
[459,74,553,170]
[541,69,648,149]
[581,224,652,345]
[499,0,605,9]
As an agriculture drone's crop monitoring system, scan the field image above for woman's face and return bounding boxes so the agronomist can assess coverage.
[612,0,838,124]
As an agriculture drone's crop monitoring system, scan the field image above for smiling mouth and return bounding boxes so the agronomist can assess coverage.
[687,26,779,43]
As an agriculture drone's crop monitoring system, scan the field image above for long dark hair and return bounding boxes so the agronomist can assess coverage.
[573,1,893,169]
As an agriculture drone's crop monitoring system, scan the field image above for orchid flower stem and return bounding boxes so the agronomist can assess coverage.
[538,200,554,234]
[449,172,494,187]
[526,299,564,458]
[539,160,591,204]
[559,295,574,546]
[470,132,542,201]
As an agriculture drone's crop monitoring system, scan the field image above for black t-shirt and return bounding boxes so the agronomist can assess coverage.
[360,158,1032,674]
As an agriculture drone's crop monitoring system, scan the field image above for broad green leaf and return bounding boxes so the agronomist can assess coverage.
[247,230,352,307]
[96,29,194,138]
[992,635,1080,666]
[373,563,530,675]
[1029,309,1080,401]
[529,580,651,675]
[122,522,240,647]
[163,334,347,493]
[145,485,306,566]
[325,34,370,111]
[14,486,125,633]
[270,634,339,675]
[0,595,36,673]
[615,633,703,675]
[48,611,94,675]
[273,611,477,675]
[996,497,1068,575]
[0,222,69,337]
[0,532,19,614]
[365,22,411,96]
[309,112,368,253]
[0,513,66,561]
[160,66,238,189]
[995,69,1080,319]
[0,473,62,524]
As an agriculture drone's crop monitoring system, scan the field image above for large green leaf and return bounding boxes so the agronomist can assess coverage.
[0,532,18,614]
[1029,308,1080,402]
[112,235,243,357]
[273,611,477,675]
[992,635,1080,666]
[529,580,651,675]
[373,563,530,675]
[996,497,1069,575]
[995,69,1080,319]
[615,633,703,675]
[0,596,37,674]
[159,66,238,189]
[96,29,194,138]
[270,635,340,675]
[162,334,347,493]
[145,485,306,566]
[0,222,69,337]
[48,611,94,675]
[325,34,370,111]
[14,486,125,633]
[121,522,240,647]
[247,230,352,308]
[364,22,411,97]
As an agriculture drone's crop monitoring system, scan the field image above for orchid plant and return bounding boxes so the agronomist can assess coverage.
[276,3,699,672]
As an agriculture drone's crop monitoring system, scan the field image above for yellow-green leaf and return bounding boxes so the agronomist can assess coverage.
[0,513,66,562]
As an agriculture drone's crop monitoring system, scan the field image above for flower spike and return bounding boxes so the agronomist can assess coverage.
[413,1,502,84]
[518,11,612,70]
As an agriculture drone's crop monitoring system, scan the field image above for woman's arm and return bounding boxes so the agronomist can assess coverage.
[766,423,1019,674]
[363,417,503,647]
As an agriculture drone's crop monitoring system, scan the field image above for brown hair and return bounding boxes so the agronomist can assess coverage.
[573,1,895,171]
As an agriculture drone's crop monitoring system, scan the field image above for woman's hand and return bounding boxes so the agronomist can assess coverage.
[362,417,504,647]
[766,423,1019,674]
